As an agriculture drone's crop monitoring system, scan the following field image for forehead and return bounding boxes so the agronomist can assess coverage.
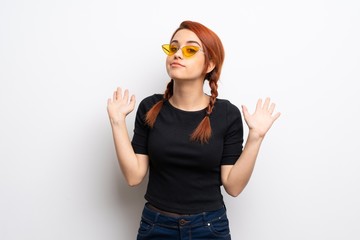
[171,29,201,45]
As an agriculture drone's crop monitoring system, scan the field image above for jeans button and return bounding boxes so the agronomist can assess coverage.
[179,219,189,225]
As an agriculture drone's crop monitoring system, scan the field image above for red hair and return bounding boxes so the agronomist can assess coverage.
[146,20,225,143]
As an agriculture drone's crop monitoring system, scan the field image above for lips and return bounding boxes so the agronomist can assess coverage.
[170,62,185,67]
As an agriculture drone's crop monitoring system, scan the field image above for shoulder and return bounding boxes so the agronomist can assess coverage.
[138,94,163,110]
[214,98,243,134]
[212,98,242,128]
[214,98,241,116]
[134,94,163,120]
[141,93,163,104]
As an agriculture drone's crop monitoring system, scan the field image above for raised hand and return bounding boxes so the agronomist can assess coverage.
[107,87,136,123]
[241,97,281,139]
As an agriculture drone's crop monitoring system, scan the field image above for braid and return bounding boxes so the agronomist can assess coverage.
[164,79,174,100]
[190,78,218,144]
[145,80,174,127]
[207,80,218,115]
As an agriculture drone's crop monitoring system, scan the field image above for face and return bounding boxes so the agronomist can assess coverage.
[165,29,209,82]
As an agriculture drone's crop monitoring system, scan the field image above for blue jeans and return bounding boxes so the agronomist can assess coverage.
[136,203,231,240]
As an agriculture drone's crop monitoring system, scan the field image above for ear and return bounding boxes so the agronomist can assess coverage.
[206,60,215,74]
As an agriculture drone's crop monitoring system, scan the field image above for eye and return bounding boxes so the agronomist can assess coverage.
[169,45,179,53]
[185,46,199,56]
[185,46,198,54]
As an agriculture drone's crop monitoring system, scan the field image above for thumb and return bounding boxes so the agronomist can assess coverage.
[241,105,249,118]
[129,95,136,109]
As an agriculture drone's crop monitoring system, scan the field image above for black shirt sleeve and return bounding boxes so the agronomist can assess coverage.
[131,94,163,154]
[221,101,244,165]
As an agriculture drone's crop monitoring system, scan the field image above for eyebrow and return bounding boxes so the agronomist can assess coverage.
[170,40,201,46]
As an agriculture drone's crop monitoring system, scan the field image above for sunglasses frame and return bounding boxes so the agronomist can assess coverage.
[162,44,204,58]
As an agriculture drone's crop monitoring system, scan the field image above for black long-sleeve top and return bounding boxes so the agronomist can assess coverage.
[131,94,244,214]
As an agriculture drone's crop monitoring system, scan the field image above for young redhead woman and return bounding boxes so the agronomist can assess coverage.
[107,21,280,240]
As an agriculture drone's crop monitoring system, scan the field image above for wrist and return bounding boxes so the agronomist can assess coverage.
[247,129,265,142]
[109,116,126,127]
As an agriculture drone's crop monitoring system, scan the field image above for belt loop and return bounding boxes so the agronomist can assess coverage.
[202,211,207,224]
[154,211,160,223]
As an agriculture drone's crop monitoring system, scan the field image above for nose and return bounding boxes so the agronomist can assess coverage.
[173,48,183,59]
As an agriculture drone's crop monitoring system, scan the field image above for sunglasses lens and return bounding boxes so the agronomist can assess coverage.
[182,46,199,57]
[162,44,178,56]
[162,44,171,55]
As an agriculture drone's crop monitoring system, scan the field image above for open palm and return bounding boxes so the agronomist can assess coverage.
[107,87,136,123]
[242,98,281,138]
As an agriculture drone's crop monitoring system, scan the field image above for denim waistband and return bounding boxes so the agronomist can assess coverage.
[141,203,227,228]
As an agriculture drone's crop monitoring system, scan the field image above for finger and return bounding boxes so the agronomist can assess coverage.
[113,91,117,101]
[273,112,281,121]
[123,89,129,101]
[129,95,136,109]
[256,98,263,111]
[241,105,249,117]
[116,87,122,100]
[263,97,270,110]
[269,103,275,114]
[107,98,112,105]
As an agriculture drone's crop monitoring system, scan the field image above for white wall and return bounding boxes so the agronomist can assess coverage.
[1,0,359,239]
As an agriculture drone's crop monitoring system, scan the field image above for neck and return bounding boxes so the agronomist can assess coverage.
[169,80,209,111]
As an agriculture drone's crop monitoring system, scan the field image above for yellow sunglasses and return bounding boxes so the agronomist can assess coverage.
[162,44,203,58]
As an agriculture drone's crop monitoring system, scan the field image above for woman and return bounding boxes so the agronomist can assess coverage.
[107,20,280,240]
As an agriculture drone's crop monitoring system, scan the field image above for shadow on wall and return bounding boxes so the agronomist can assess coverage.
[113,174,148,237]
[98,111,148,237]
